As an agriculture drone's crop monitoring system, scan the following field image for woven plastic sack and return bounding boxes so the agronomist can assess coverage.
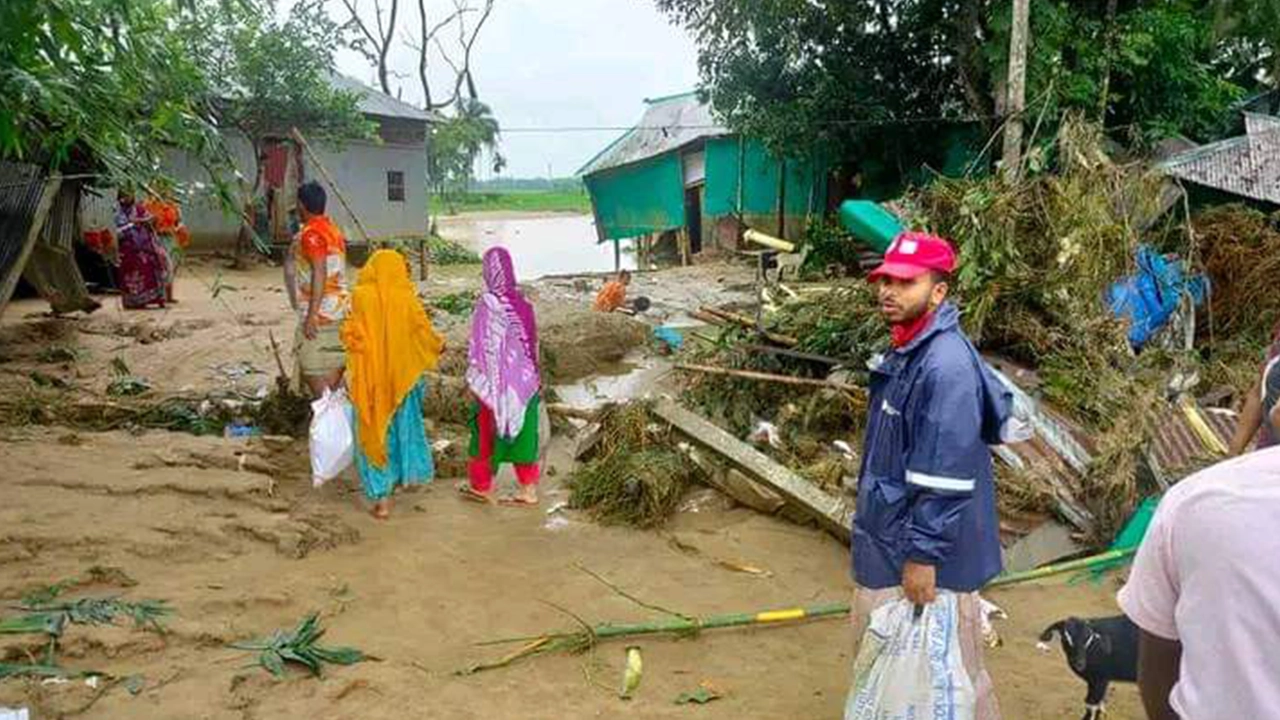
[845,592,975,720]
[309,387,354,487]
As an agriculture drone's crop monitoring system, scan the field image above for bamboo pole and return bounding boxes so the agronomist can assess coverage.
[462,602,848,674]
[675,363,863,394]
[984,547,1136,588]
[464,546,1139,674]
[740,343,845,367]
[744,228,796,253]
[697,306,798,347]
[289,128,374,246]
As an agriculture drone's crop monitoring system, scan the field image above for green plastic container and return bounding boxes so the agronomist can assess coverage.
[838,200,903,254]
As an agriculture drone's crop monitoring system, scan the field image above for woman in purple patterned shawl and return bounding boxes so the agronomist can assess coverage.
[113,189,169,309]
[460,247,543,505]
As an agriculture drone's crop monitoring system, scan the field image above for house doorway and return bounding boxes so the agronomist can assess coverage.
[684,185,703,255]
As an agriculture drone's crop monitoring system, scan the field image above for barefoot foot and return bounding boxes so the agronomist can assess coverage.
[501,486,539,506]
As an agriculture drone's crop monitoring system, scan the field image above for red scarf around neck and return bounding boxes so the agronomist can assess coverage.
[890,311,935,349]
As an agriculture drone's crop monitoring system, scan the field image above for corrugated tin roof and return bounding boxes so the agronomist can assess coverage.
[578,92,730,177]
[329,74,434,123]
[0,161,52,317]
[987,357,1238,533]
[1148,405,1237,486]
[1160,117,1280,203]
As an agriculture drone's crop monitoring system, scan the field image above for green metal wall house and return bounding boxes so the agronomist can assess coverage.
[577,92,827,261]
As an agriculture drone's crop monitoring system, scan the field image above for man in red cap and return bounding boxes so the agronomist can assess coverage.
[850,232,1021,719]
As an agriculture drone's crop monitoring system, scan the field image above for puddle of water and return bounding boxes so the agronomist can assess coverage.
[469,215,637,279]
[553,355,671,410]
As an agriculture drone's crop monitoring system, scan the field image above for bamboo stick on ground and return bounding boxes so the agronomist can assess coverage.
[461,602,848,675]
[462,547,1139,674]
[675,363,863,394]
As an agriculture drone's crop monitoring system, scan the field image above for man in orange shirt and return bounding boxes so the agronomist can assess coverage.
[285,181,350,397]
[593,270,631,312]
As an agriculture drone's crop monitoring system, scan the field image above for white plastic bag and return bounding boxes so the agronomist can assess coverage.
[845,592,975,720]
[309,387,354,487]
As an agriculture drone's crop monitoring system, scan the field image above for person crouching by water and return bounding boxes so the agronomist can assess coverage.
[285,181,350,397]
[342,250,445,520]
[459,247,543,506]
[593,269,631,312]
[850,232,1025,720]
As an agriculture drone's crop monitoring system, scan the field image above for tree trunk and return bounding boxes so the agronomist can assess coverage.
[1096,0,1119,122]
[1002,0,1031,179]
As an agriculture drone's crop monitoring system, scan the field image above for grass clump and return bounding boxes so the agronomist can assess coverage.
[426,235,481,265]
[433,290,476,316]
[231,613,366,678]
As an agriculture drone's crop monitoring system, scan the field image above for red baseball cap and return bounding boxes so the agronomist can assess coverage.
[867,231,958,282]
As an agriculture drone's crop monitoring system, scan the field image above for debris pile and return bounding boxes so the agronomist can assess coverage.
[675,118,1243,546]
[568,402,702,528]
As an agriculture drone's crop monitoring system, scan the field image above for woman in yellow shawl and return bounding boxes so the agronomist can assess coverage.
[341,249,445,519]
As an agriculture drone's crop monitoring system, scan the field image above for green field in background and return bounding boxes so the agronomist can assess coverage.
[447,191,591,214]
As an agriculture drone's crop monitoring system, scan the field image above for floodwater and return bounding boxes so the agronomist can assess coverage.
[553,353,672,411]
[442,213,637,279]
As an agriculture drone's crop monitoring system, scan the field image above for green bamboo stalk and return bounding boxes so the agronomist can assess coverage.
[462,603,849,675]
[985,547,1136,588]
[467,549,1137,675]
[589,602,850,640]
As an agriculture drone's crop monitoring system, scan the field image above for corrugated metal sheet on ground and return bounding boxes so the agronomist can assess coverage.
[0,161,47,290]
[22,181,98,314]
[1149,406,1237,482]
[578,93,728,176]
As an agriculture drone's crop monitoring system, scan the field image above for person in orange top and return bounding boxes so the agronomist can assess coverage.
[144,192,187,303]
[284,181,351,397]
[593,270,631,312]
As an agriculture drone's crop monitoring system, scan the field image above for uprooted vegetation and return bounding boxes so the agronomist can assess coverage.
[568,403,705,528]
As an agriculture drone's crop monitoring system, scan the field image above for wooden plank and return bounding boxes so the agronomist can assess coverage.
[0,177,62,322]
[651,399,852,542]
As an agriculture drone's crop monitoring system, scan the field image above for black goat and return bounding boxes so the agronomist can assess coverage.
[1038,615,1138,720]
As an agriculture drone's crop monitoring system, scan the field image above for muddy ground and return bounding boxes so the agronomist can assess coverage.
[0,249,1141,719]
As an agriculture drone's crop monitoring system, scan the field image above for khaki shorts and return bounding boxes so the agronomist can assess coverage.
[295,322,346,376]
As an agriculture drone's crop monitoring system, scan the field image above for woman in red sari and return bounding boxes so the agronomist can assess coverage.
[114,189,169,309]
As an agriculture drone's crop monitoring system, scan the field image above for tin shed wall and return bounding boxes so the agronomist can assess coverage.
[583,153,686,241]
[703,137,827,241]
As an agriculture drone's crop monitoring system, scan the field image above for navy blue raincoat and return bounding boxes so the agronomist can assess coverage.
[853,302,1012,592]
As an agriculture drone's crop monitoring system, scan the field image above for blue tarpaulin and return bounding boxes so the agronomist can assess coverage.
[1108,246,1209,350]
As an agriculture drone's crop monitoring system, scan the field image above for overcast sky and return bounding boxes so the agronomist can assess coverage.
[323,0,702,179]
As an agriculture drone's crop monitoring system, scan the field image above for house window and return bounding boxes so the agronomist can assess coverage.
[387,171,405,202]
